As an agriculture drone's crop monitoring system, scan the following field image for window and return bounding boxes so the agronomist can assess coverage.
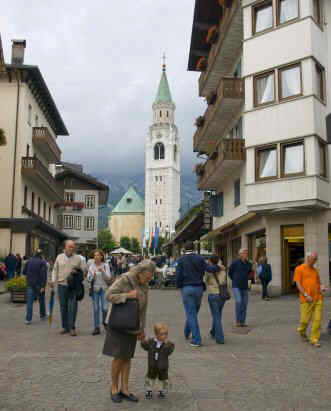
[85,195,96,209]
[74,216,81,230]
[37,197,41,215]
[282,141,304,176]
[43,201,46,219]
[48,206,51,223]
[253,1,273,34]
[65,192,75,202]
[279,64,302,100]
[313,0,322,26]
[24,186,28,207]
[174,144,177,162]
[166,111,169,118]
[254,72,275,106]
[160,176,163,182]
[26,144,30,157]
[126,197,132,204]
[257,146,277,180]
[85,216,95,231]
[160,221,162,227]
[210,193,224,217]
[28,104,32,125]
[160,110,162,117]
[315,63,325,102]
[154,142,165,160]
[31,192,35,212]
[63,215,74,229]
[277,0,299,24]
[319,142,327,177]
[35,115,39,127]
[155,176,159,182]
[234,179,241,207]
[155,199,158,205]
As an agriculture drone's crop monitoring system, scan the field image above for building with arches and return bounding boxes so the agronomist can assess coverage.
[144,62,181,239]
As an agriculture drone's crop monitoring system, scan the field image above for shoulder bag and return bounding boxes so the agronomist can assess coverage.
[108,275,140,332]
[212,269,231,301]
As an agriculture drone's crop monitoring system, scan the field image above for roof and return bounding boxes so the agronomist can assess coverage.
[5,64,68,135]
[55,167,109,205]
[112,186,145,215]
[154,68,173,104]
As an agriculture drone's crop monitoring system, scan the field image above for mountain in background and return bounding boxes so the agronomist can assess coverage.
[96,172,202,222]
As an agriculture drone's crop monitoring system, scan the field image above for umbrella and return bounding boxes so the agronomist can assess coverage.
[110,247,133,255]
[48,289,55,326]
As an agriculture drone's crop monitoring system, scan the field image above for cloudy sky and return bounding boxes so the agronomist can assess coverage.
[1,0,205,178]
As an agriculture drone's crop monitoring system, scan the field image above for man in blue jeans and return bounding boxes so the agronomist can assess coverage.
[23,250,47,325]
[176,241,219,347]
[228,248,252,327]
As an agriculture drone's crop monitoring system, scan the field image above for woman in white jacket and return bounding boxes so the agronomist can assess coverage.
[87,250,112,335]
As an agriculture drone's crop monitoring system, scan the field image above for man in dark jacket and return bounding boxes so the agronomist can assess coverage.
[5,253,17,280]
[228,248,252,327]
[23,250,47,324]
[176,241,219,347]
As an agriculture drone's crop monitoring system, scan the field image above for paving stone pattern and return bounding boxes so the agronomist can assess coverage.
[1,287,331,410]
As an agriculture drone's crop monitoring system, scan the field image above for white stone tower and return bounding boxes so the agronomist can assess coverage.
[145,59,181,239]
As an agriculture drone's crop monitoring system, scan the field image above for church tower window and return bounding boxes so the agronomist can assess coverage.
[154,142,165,160]
[174,144,177,162]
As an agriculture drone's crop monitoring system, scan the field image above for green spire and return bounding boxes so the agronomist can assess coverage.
[154,60,173,104]
[111,186,145,214]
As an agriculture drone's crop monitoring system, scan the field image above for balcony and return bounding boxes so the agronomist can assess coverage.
[194,77,244,154]
[21,156,63,201]
[54,201,85,211]
[196,139,245,191]
[32,127,61,162]
[199,0,242,97]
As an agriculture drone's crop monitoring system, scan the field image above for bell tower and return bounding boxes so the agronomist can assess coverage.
[145,58,181,239]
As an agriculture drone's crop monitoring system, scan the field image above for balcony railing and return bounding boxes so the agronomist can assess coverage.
[197,139,245,191]
[32,127,61,162]
[21,156,63,200]
[199,0,243,97]
[194,77,244,154]
[55,201,85,211]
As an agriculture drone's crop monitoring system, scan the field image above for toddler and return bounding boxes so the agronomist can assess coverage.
[141,322,175,399]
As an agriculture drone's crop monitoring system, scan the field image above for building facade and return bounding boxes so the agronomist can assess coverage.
[109,186,145,245]
[0,39,68,259]
[55,164,109,253]
[188,0,331,294]
[144,62,181,239]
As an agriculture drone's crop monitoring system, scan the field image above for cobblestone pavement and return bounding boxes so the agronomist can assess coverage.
[1,287,331,411]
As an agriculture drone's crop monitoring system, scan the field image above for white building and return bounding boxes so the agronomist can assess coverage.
[144,62,181,238]
[55,163,109,254]
[188,0,331,294]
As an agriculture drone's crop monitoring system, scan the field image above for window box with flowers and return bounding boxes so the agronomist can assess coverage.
[6,276,27,303]
[195,116,205,128]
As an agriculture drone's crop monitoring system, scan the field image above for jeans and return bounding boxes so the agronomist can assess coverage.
[181,285,204,345]
[58,284,78,331]
[26,286,46,322]
[232,288,248,325]
[7,269,15,280]
[260,278,270,299]
[208,294,225,344]
[91,288,108,328]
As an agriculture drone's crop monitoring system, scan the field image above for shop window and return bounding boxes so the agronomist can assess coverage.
[85,195,96,209]
[254,71,275,106]
[277,0,299,25]
[315,62,326,102]
[281,141,304,176]
[279,63,302,100]
[256,146,277,180]
[234,179,241,207]
[253,0,273,34]
[319,142,327,177]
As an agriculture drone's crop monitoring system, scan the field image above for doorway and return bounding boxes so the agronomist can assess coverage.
[281,225,304,294]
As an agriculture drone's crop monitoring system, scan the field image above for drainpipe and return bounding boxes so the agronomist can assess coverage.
[9,69,21,252]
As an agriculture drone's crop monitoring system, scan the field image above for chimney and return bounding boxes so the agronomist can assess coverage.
[11,39,26,65]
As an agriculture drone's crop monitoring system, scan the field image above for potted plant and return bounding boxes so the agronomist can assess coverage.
[195,116,205,128]
[206,25,219,44]
[6,276,27,303]
[196,57,207,72]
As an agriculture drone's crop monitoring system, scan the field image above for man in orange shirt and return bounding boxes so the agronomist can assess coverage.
[294,252,325,347]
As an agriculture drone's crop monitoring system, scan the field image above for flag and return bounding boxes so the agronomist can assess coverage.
[149,230,153,249]
[154,226,160,250]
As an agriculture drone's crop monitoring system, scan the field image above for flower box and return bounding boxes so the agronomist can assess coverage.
[6,276,27,303]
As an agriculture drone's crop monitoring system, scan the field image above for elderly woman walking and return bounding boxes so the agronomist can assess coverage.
[103,260,155,404]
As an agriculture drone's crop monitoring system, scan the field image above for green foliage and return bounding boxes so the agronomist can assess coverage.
[130,237,141,254]
[6,276,27,291]
[120,236,131,251]
[97,229,117,253]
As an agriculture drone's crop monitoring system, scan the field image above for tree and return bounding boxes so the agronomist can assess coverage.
[97,229,117,253]
[130,237,141,254]
[120,236,131,251]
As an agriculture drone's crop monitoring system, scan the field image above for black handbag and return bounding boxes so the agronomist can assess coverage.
[212,270,231,301]
[108,276,140,332]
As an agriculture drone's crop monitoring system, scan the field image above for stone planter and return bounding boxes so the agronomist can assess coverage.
[10,289,27,303]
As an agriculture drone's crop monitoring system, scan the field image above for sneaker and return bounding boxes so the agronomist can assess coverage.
[145,390,153,400]
[158,391,166,399]
[25,320,31,325]
[190,342,202,347]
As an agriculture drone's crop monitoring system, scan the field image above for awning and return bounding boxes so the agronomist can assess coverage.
[201,212,256,240]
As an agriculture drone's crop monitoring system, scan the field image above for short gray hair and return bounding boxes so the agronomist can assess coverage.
[239,248,248,255]
[130,260,156,277]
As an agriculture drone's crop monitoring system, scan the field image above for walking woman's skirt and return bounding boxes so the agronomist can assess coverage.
[103,328,137,360]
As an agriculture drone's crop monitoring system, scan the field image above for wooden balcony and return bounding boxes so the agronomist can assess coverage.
[32,127,61,162]
[197,139,245,191]
[21,156,63,201]
[199,0,243,97]
[194,77,244,154]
